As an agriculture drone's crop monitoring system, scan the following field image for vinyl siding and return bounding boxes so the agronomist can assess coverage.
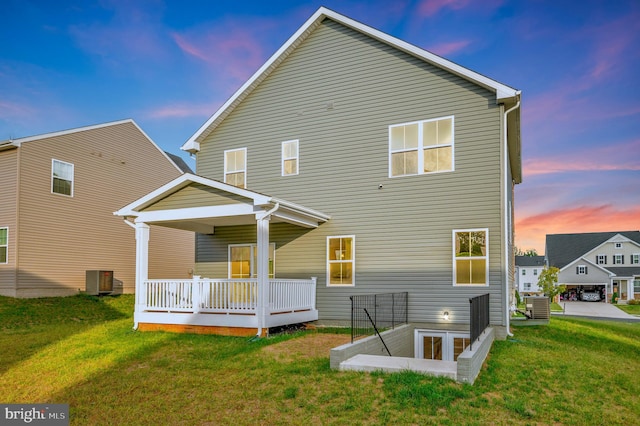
[12,122,194,297]
[0,148,18,296]
[194,19,506,326]
[145,183,251,211]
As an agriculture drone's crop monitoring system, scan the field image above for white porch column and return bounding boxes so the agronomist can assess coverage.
[135,222,150,314]
[256,213,271,336]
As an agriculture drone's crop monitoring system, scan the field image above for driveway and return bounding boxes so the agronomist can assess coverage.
[557,301,640,321]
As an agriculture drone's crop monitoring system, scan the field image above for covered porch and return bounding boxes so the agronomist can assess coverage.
[114,173,331,336]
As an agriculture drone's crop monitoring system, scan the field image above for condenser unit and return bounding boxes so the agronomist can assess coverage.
[86,270,114,295]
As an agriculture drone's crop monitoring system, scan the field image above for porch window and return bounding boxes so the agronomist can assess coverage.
[282,140,299,176]
[596,255,607,265]
[389,116,453,177]
[224,148,246,188]
[52,159,74,196]
[0,227,7,264]
[327,236,355,286]
[453,229,488,286]
[613,254,624,265]
[228,243,275,278]
[632,254,639,265]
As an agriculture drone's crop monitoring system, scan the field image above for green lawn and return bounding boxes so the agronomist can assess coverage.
[616,303,640,316]
[1,295,639,425]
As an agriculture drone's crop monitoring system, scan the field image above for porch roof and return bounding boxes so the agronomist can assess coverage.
[114,173,331,233]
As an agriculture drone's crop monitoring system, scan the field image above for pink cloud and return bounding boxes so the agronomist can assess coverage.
[145,102,219,119]
[427,40,472,56]
[417,0,472,17]
[515,205,640,253]
[0,100,35,119]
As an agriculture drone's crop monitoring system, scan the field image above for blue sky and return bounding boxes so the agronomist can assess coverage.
[1,0,638,252]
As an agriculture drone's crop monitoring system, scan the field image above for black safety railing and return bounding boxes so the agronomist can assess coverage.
[350,292,408,343]
[469,293,490,350]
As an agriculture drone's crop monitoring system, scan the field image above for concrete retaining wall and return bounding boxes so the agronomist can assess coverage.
[456,327,494,384]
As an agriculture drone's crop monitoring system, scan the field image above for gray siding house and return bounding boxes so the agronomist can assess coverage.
[515,256,546,296]
[546,231,640,303]
[116,7,522,347]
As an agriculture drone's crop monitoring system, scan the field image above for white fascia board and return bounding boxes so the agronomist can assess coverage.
[273,197,331,222]
[134,204,258,223]
[182,7,518,153]
[10,119,134,145]
[114,174,193,217]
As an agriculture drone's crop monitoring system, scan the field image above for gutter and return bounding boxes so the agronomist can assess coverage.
[503,99,520,337]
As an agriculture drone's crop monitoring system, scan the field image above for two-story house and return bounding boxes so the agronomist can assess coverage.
[546,231,640,303]
[0,119,194,298]
[515,255,545,296]
[115,7,522,352]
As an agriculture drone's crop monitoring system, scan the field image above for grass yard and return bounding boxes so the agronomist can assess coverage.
[616,303,640,316]
[1,295,639,425]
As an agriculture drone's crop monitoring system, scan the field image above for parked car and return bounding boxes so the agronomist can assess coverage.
[581,292,601,302]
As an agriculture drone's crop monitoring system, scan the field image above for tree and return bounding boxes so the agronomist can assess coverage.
[515,246,538,256]
[537,266,565,301]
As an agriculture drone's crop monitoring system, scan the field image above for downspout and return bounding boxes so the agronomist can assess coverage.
[255,203,280,338]
[503,100,520,337]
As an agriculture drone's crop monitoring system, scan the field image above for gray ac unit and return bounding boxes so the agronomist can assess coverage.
[86,270,114,295]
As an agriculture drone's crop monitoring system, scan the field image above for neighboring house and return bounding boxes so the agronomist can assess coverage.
[515,255,545,296]
[545,231,640,303]
[0,119,194,298]
[115,7,522,357]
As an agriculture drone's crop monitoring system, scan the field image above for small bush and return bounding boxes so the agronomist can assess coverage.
[628,299,639,305]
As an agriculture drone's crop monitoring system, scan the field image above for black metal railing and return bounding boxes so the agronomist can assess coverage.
[469,293,490,350]
[350,292,408,343]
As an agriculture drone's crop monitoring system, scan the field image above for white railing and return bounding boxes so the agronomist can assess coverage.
[141,277,316,315]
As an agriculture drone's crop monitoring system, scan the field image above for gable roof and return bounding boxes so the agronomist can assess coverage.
[515,256,545,267]
[1,119,185,174]
[164,151,194,174]
[546,231,640,269]
[181,6,521,156]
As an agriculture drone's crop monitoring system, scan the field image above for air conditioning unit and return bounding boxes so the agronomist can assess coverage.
[86,270,114,295]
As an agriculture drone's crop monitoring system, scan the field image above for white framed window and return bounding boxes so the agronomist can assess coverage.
[281,140,299,176]
[228,243,275,279]
[52,159,74,196]
[613,254,624,265]
[596,255,607,265]
[0,227,7,264]
[327,235,355,286]
[534,269,538,276]
[577,265,588,275]
[615,242,622,249]
[522,269,526,275]
[453,229,488,286]
[632,254,640,265]
[523,283,532,291]
[389,116,454,177]
[224,148,246,188]
[415,330,470,362]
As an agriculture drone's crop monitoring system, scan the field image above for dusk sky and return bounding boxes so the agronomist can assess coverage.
[2,0,638,253]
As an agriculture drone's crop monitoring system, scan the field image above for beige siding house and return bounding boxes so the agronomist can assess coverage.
[116,8,522,347]
[0,119,194,298]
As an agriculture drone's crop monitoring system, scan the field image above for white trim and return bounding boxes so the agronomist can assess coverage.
[224,147,247,188]
[613,254,624,265]
[134,204,258,224]
[632,253,640,265]
[181,7,519,153]
[389,116,454,178]
[51,158,74,197]
[327,235,355,287]
[281,139,299,176]
[0,227,7,264]
[452,228,489,287]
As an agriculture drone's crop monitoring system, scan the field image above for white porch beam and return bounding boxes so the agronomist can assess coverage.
[134,204,258,223]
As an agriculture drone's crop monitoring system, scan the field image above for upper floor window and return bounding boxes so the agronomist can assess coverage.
[632,254,640,265]
[224,148,246,188]
[615,242,622,249]
[522,269,526,276]
[0,227,7,264]
[576,265,588,275]
[613,254,624,265]
[327,236,355,286]
[389,116,453,177]
[282,140,299,176]
[52,159,74,196]
[534,269,538,276]
[596,255,607,265]
[453,229,488,286]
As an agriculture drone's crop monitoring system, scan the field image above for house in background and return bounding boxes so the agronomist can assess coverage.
[0,119,194,298]
[545,231,640,303]
[116,7,522,360]
[515,255,545,296]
